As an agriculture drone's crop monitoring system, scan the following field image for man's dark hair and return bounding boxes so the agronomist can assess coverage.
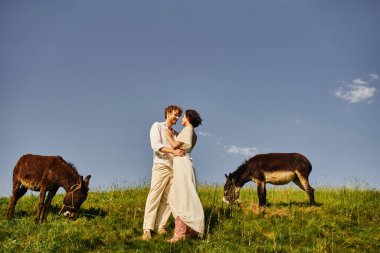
[164,105,183,119]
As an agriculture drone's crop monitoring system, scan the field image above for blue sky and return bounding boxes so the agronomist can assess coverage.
[1,1,379,196]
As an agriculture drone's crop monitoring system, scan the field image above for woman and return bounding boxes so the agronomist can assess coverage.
[166,109,204,243]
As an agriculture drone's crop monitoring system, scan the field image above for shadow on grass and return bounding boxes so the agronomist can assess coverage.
[267,201,323,207]
[12,210,29,218]
[203,203,236,237]
[81,207,108,219]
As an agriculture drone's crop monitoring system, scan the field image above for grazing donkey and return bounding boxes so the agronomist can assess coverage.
[223,153,315,207]
[7,154,91,224]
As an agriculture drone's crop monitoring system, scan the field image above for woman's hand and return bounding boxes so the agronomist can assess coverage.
[166,128,184,149]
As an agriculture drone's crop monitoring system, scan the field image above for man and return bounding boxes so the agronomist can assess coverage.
[142,105,185,240]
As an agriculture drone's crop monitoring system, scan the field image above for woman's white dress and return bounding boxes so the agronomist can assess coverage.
[168,126,204,236]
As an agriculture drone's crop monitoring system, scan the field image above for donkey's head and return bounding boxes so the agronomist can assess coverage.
[223,173,240,204]
[62,175,91,218]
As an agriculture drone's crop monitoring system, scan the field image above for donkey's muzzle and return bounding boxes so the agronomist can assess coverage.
[222,196,231,204]
[63,210,78,219]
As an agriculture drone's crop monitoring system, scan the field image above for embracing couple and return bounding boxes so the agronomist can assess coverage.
[142,105,204,242]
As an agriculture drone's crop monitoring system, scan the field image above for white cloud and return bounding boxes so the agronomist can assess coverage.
[335,85,376,103]
[334,75,377,104]
[198,131,213,137]
[226,145,258,157]
[370,74,379,81]
[204,132,267,157]
[352,78,367,86]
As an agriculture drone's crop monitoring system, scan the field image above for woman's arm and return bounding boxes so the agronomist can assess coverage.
[166,129,184,149]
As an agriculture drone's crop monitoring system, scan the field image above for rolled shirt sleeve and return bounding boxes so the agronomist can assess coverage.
[150,121,173,166]
[150,122,165,153]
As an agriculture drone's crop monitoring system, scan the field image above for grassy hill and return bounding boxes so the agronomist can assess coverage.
[0,185,379,252]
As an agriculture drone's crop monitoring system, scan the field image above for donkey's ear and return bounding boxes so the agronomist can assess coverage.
[225,174,228,179]
[229,173,232,177]
[84,175,91,187]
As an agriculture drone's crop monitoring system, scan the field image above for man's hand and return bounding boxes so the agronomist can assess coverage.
[172,149,185,157]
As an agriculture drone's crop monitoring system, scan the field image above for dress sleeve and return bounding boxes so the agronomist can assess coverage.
[176,127,192,149]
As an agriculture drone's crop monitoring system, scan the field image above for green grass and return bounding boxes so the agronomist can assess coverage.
[0,185,379,252]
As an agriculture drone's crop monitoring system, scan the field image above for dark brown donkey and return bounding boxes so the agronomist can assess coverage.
[7,154,91,224]
[223,153,315,207]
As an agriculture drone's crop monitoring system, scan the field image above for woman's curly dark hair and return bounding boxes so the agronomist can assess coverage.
[185,109,202,128]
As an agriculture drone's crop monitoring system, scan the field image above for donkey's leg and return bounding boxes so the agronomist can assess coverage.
[257,181,267,207]
[263,183,267,206]
[295,171,315,205]
[41,187,59,222]
[7,180,21,220]
[35,189,47,224]
[292,177,305,191]
[293,177,311,205]
[7,180,28,220]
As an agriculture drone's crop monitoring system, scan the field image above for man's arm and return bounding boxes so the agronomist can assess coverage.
[159,147,185,157]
